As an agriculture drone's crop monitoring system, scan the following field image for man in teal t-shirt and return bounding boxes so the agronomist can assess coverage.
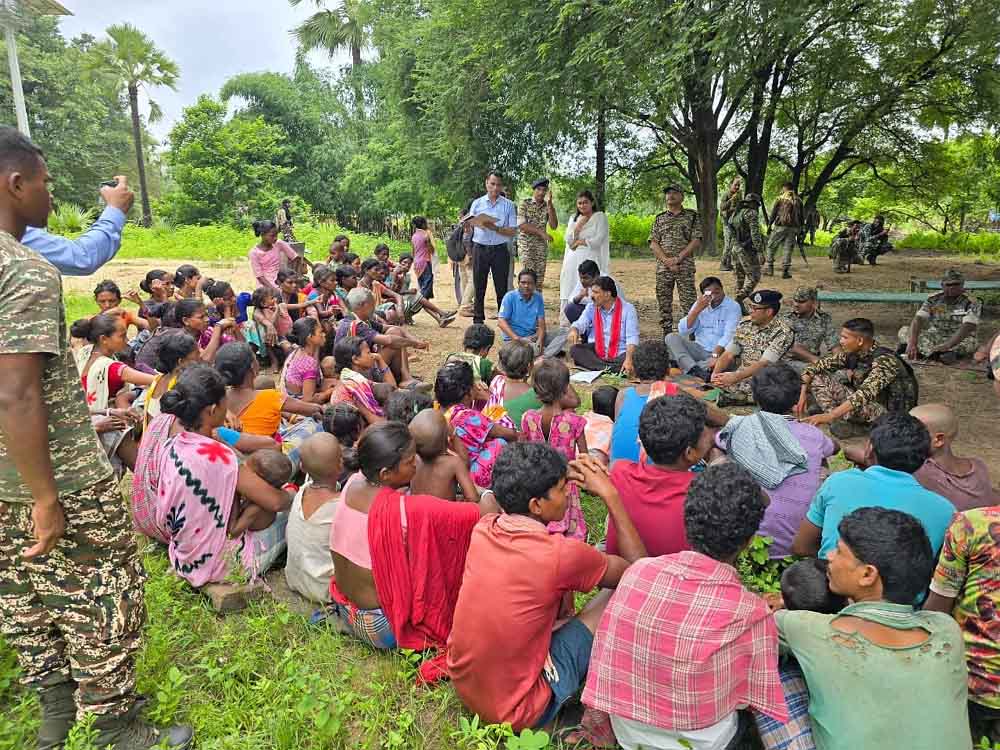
[792,412,956,559]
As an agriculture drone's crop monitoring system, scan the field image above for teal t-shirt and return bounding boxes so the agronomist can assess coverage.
[806,466,956,558]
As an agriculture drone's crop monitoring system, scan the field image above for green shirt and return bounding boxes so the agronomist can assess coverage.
[0,232,111,503]
[776,606,971,750]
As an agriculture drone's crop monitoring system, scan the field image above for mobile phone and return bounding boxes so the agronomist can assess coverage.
[100,179,119,188]
[703,290,713,297]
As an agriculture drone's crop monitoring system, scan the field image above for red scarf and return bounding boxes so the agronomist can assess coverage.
[594,297,623,360]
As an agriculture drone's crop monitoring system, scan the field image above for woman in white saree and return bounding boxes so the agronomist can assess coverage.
[559,190,610,317]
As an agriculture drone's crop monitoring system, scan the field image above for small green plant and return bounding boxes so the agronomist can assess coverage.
[63,713,100,750]
[149,665,189,724]
[395,648,425,682]
[737,535,796,594]
[506,728,550,750]
[451,715,515,750]
[48,204,97,236]
[975,736,1000,749]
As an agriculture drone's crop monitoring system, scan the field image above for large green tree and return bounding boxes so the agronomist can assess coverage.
[88,23,179,226]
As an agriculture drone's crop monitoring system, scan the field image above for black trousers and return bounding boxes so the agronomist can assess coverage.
[473,242,510,323]
[570,343,626,372]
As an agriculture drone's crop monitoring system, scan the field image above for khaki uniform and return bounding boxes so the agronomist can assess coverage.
[517,198,551,288]
[804,347,915,427]
[730,206,764,304]
[650,208,701,335]
[780,309,838,372]
[0,234,143,719]
[720,316,795,403]
[719,190,743,268]
[898,292,981,358]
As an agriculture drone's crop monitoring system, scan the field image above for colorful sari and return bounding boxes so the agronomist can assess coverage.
[521,410,587,540]
[131,412,176,543]
[334,368,384,417]
[445,403,506,487]
[75,345,131,477]
[153,428,260,586]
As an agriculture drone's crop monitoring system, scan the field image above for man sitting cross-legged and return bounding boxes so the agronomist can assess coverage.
[665,275,742,382]
[795,317,917,439]
[497,268,567,358]
[567,276,640,376]
[447,444,647,731]
[582,462,788,750]
[791,412,955,562]
[900,268,982,364]
[780,507,971,750]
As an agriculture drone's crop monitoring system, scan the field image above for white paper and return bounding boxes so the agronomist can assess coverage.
[569,370,606,384]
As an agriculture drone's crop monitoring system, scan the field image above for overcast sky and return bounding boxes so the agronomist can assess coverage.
[57,0,348,141]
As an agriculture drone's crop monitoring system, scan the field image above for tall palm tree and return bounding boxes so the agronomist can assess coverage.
[290,0,373,69]
[89,24,179,226]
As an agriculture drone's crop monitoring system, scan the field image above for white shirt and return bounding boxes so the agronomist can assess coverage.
[677,296,743,352]
[284,484,338,604]
[610,712,738,750]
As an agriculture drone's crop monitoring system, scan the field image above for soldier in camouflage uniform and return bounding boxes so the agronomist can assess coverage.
[765,181,804,279]
[650,184,702,337]
[728,192,764,308]
[829,220,862,273]
[516,178,557,288]
[798,317,917,438]
[709,289,795,405]
[859,214,893,265]
[0,129,192,750]
[899,268,981,364]
[718,177,742,272]
[780,287,839,373]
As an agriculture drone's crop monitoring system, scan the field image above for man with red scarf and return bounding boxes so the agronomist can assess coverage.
[567,276,640,376]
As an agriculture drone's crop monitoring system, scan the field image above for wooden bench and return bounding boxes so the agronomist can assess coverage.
[910,278,1000,292]
[818,291,927,304]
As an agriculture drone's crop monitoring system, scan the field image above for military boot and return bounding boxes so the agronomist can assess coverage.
[763,263,774,276]
[37,681,77,750]
[782,267,792,279]
[92,711,193,750]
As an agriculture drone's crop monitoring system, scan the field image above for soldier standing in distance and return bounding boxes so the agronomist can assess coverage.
[649,184,702,337]
[729,192,764,309]
[718,177,743,272]
[0,127,193,750]
[765,181,804,279]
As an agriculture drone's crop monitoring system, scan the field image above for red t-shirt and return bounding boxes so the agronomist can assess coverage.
[81,361,127,398]
[606,462,693,557]
[447,514,608,730]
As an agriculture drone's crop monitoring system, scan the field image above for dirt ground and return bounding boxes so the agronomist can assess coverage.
[64,249,1000,466]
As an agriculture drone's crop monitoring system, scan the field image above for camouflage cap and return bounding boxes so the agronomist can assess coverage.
[663,184,685,194]
[793,286,818,302]
[941,268,964,284]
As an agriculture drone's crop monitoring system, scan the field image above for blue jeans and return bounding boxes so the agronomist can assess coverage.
[534,618,594,727]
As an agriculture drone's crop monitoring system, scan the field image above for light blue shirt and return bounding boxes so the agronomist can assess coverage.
[677,296,742,352]
[470,194,517,246]
[572,298,640,358]
[23,206,127,276]
[498,290,545,339]
[806,465,956,559]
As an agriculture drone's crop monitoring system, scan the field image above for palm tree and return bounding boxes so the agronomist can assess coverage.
[290,0,373,69]
[89,24,179,226]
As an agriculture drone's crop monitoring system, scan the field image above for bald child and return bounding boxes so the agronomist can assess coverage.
[285,433,343,603]
[911,403,996,511]
[408,409,481,502]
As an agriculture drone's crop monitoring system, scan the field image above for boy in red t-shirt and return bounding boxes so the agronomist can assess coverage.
[608,393,714,557]
[447,443,647,731]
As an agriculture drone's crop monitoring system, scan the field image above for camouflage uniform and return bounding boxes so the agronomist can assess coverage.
[780,308,838,373]
[860,222,893,263]
[719,189,743,270]
[650,208,701,336]
[898,292,982,358]
[516,198,550,288]
[729,205,764,305]
[766,193,804,275]
[0,234,144,720]
[829,229,860,273]
[803,346,914,427]
[719,315,795,404]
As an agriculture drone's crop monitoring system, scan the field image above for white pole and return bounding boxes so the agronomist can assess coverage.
[3,1,28,137]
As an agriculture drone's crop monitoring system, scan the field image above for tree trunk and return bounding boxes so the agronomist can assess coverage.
[595,107,607,208]
[128,83,151,227]
[351,43,362,69]
[350,44,364,116]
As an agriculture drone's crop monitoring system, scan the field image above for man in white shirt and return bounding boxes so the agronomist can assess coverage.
[469,171,518,323]
[666,276,742,381]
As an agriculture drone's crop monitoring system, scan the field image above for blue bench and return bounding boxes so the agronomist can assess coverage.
[910,278,1000,292]
[819,291,927,304]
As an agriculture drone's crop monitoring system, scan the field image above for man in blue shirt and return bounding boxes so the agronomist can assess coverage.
[666,276,742,381]
[23,176,133,275]
[497,269,567,357]
[567,276,640,375]
[792,412,956,560]
[469,171,518,324]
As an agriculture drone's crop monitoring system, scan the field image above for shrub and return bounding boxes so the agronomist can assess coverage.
[48,204,96,236]
[899,231,1000,256]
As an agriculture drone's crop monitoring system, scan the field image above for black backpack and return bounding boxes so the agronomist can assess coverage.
[446,222,467,262]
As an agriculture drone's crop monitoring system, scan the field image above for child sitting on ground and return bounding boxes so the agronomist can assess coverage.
[230,449,294,537]
[251,286,294,371]
[910,403,996,511]
[436,361,518,488]
[285,433,342,604]
[319,355,337,391]
[520,358,588,541]
[408,409,480,502]
[446,323,496,402]
[583,385,618,467]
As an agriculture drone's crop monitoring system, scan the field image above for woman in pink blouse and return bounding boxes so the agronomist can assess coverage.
[249,219,298,290]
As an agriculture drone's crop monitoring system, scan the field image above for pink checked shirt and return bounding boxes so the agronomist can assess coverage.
[582,551,788,730]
